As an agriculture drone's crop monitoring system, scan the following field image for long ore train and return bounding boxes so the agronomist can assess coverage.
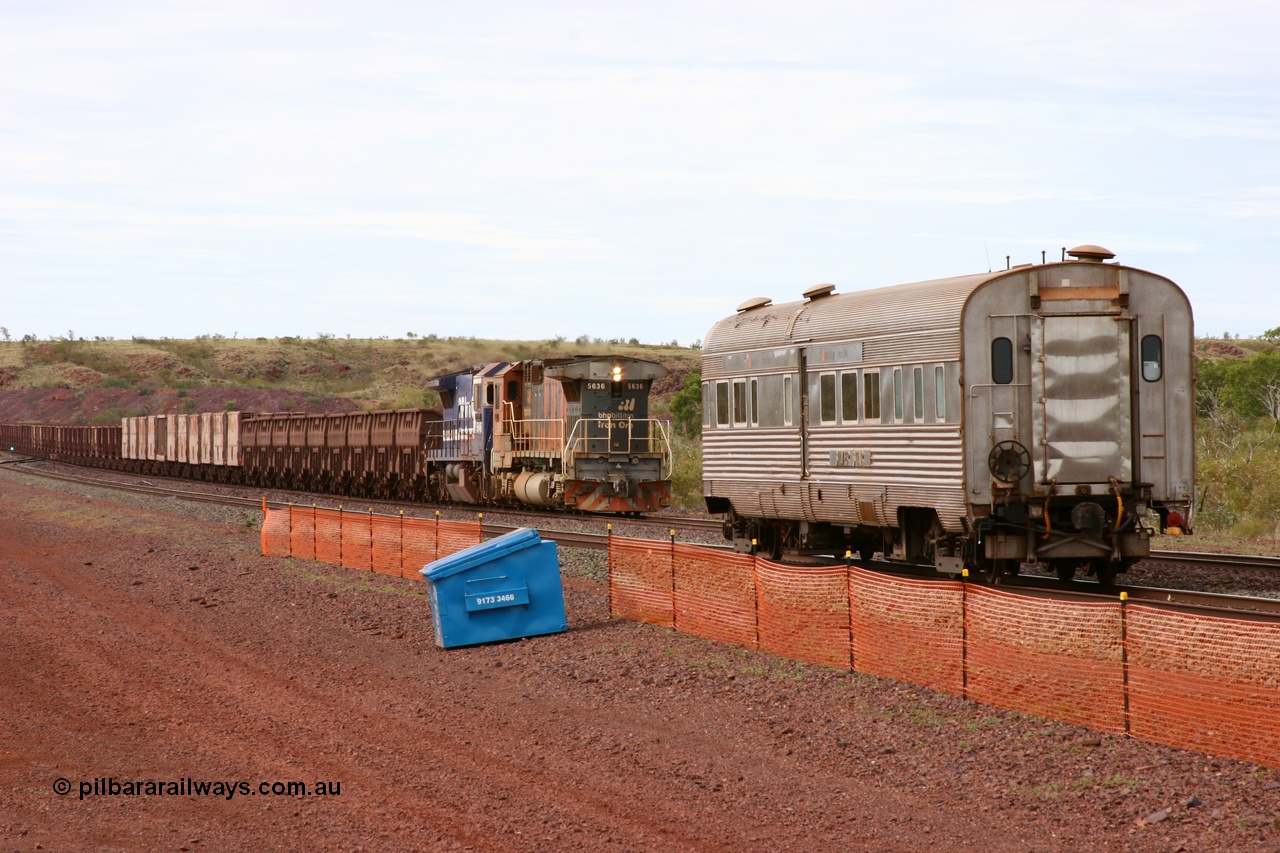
[1,355,673,514]
[701,245,1194,583]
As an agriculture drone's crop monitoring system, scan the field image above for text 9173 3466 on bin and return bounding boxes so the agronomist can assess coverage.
[420,527,567,649]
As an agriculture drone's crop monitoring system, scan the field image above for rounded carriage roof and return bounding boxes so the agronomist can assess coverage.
[703,270,998,354]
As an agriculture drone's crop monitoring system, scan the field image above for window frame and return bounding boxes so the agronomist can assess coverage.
[863,371,881,422]
[840,371,859,423]
[934,365,946,423]
[818,372,837,425]
[893,367,904,422]
[1141,334,1163,382]
[913,366,924,421]
[991,337,1014,385]
[732,379,747,426]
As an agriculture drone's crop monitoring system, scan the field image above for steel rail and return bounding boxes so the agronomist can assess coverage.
[1146,549,1280,571]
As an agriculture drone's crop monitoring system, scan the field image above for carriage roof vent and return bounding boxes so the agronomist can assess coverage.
[736,296,773,313]
[802,283,837,301]
[1066,244,1115,262]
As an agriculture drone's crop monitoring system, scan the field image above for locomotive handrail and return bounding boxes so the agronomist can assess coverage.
[428,417,479,459]
[563,417,672,477]
[506,418,566,453]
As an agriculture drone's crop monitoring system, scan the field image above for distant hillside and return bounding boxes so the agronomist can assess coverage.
[0,335,702,424]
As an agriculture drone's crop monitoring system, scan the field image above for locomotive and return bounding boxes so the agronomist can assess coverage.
[1,355,673,515]
[700,245,1194,584]
[427,355,672,512]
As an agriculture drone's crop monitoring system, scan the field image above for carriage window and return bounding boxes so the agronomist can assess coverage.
[863,371,881,421]
[913,367,924,420]
[991,337,1014,384]
[702,382,713,426]
[750,379,759,426]
[1141,335,1163,382]
[841,372,858,422]
[935,366,946,422]
[783,375,794,425]
[716,381,729,426]
[893,368,904,421]
[732,380,747,425]
[819,373,836,423]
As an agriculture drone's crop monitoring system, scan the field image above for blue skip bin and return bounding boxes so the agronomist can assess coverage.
[420,527,567,648]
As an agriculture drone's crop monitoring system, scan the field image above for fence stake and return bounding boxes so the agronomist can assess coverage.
[846,549,855,672]
[1120,590,1131,736]
[961,568,969,700]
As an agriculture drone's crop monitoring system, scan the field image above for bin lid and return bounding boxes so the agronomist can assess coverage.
[422,527,543,581]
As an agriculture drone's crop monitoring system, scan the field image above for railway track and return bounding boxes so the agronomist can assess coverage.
[6,457,1280,618]
[0,458,708,549]
[1143,548,1280,571]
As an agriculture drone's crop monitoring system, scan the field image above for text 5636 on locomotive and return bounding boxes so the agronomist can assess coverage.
[701,245,1193,583]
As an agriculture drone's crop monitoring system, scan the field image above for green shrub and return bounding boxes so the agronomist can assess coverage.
[669,433,703,510]
[670,371,702,437]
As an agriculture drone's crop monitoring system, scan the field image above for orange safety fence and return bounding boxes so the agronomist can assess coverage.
[371,515,403,576]
[438,520,484,561]
[850,568,964,697]
[966,586,1126,734]
[261,507,291,557]
[673,544,757,649]
[1126,603,1280,768]
[340,512,372,571]
[290,506,316,561]
[607,537,1280,770]
[314,508,343,566]
[259,505,483,584]
[401,516,440,581]
[608,535,674,626]
[754,559,850,670]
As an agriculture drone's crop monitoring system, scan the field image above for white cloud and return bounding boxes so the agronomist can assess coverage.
[2,0,1280,340]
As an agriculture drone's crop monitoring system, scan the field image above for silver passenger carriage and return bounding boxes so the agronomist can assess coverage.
[701,245,1194,583]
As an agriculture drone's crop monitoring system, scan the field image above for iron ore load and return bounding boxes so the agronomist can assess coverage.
[1,355,673,515]
[700,245,1194,584]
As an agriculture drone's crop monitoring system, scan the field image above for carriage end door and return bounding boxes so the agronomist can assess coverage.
[1031,314,1132,486]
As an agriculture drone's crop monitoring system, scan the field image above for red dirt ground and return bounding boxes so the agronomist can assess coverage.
[2,471,1279,852]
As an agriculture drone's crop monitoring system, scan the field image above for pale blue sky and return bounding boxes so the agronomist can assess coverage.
[3,1,1278,344]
